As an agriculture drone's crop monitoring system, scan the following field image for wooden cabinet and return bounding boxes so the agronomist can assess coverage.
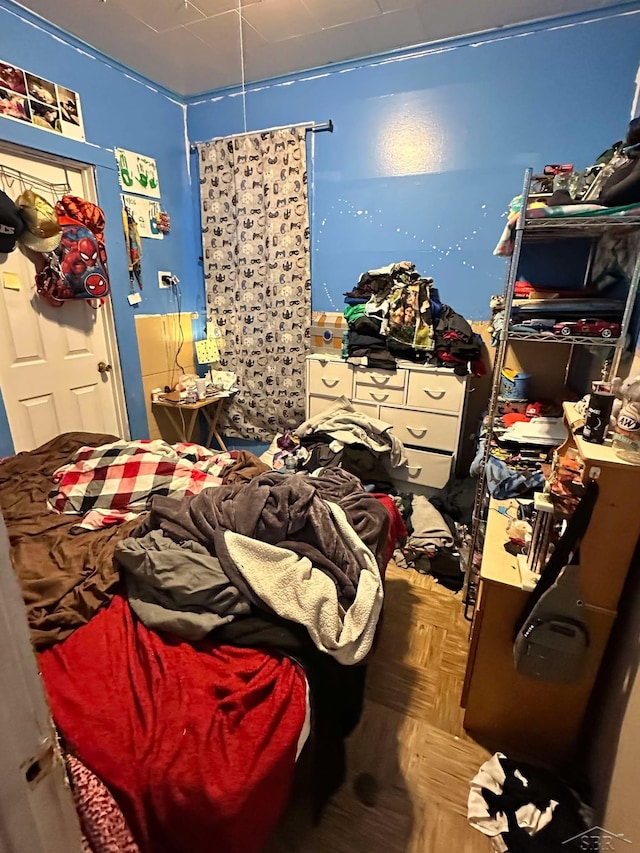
[305,354,468,490]
[462,404,640,765]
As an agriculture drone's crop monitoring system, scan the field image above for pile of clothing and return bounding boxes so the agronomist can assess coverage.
[468,753,592,852]
[342,261,484,375]
[262,397,407,491]
[393,491,465,591]
[115,467,388,666]
[7,432,401,853]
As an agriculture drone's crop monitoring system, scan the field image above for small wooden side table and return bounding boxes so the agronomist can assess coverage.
[152,395,229,451]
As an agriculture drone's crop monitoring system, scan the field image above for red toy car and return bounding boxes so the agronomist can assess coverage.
[552,319,621,339]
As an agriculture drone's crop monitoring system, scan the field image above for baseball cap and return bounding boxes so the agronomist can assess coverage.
[0,189,25,254]
[16,190,61,253]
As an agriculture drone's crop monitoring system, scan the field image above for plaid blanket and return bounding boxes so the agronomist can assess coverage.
[49,440,233,516]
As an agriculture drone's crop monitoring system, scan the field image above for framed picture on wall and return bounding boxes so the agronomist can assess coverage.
[0,59,85,141]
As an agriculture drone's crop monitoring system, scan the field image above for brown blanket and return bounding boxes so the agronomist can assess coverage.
[0,432,138,649]
[0,433,271,649]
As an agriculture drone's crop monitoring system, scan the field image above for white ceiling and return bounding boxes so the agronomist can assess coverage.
[16,0,622,97]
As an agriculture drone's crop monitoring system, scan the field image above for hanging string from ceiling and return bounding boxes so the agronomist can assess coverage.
[189,0,333,150]
[238,0,248,133]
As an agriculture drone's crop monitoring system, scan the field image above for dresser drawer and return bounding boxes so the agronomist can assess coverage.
[388,447,453,490]
[307,395,338,419]
[307,394,378,421]
[308,359,352,398]
[380,406,458,453]
[354,384,404,406]
[406,371,464,414]
[350,400,379,418]
[353,366,406,391]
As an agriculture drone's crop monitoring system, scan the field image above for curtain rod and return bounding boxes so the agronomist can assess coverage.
[190,119,333,151]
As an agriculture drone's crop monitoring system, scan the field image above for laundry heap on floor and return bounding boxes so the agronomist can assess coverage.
[468,752,592,852]
[260,401,476,592]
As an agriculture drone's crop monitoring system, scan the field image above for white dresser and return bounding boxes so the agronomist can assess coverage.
[305,354,468,490]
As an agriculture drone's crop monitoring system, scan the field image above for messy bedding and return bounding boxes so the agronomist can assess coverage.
[0,432,392,853]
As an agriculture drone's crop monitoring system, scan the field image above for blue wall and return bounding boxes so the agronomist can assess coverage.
[0,0,204,455]
[1,0,640,457]
[187,4,640,321]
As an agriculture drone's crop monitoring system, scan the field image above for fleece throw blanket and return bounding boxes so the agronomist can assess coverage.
[221,500,383,664]
[40,595,307,853]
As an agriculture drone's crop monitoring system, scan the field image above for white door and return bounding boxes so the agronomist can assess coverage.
[0,146,126,452]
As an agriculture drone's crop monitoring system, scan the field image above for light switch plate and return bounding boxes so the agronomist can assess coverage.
[127,292,142,305]
[158,270,172,288]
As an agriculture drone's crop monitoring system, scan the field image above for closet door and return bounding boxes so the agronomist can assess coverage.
[0,147,126,452]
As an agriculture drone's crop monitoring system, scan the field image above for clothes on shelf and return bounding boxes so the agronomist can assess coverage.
[470,398,567,500]
[494,200,640,257]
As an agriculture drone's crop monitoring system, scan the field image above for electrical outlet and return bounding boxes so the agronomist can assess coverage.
[158,270,172,289]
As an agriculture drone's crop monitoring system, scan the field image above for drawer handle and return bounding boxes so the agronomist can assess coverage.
[321,377,341,387]
[406,466,422,474]
[423,388,446,399]
[369,375,392,386]
[407,426,428,437]
[370,392,389,402]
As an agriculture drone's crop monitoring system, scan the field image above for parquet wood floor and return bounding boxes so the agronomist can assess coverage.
[268,563,493,853]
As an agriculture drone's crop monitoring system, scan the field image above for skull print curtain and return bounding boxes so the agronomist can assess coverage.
[198,128,311,441]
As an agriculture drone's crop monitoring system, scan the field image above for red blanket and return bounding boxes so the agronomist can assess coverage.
[373,494,408,565]
[39,596,307,853]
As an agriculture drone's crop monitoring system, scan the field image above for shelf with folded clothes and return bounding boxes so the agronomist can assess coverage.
[468,166,640,628]
[522,214,640,241]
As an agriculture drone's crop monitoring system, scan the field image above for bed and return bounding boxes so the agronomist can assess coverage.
[0,432,393,853]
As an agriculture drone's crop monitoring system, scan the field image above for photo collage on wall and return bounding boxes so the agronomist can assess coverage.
[0,60,85,141]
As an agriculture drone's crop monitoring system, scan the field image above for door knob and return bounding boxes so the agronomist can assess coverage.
[97,361,112,374]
